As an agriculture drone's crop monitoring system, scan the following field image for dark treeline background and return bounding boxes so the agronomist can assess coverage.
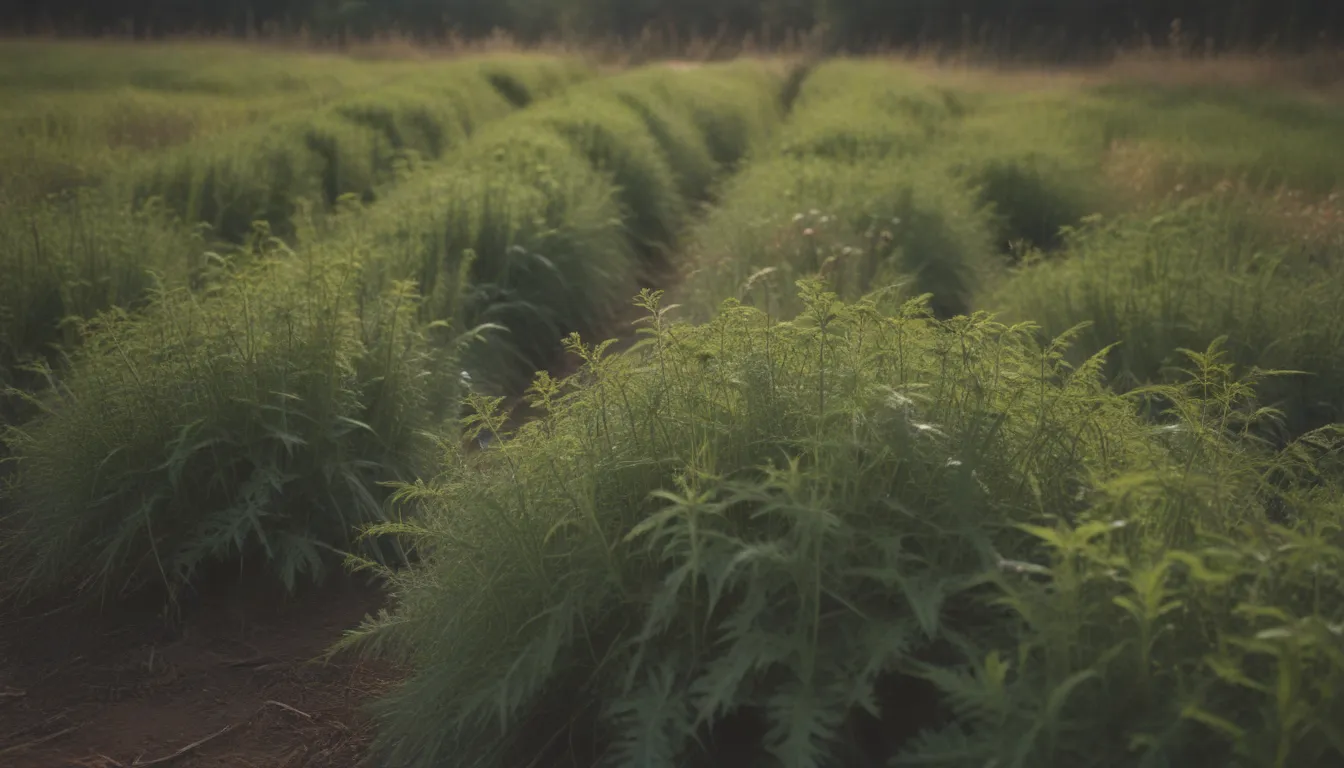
[4,0,1342,56]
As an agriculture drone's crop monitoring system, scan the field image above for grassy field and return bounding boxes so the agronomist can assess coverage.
[1,42,1343,768]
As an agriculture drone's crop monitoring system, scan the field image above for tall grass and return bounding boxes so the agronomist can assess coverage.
[124,56,590,243]
[682,156,997,321]
[1,220,459,606]
[346,60,786,390]
[0,53,592,423]
[0,61,787,609]
[351,131,637,393]
[0,43,584,204]
[1092,80,1344,197]
[983,194,1344,441]
[0,190,206,419]
[679,60,998,322]
[342,283,1344,767]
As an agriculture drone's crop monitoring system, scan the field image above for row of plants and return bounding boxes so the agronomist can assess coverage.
[0,61,786,609]
[0,55,588,412]
[323,60,1344,767]
[985,195,1344,442]
[344,283,1344,767]
[961,76,1344,444]
[0,43,570,203]
[121,55,593,243]
[678,59,1344,445]
[677,60,1015,322]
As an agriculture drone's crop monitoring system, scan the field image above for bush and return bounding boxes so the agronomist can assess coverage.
[128,115,354,242]
[983,193,1344,440]
[0,189,205,415]
[611,88,719,205]
[519,97,688,260]
[676,60,997,323]
[779,63,966,163]
[956,151,1103,255]
[354,131,638,393]
[0,60,784,609]
[125,57,588,242]
[354,61,786,388]
[0,232,456,606]
[343,284,1344,768]
[680,156,998,321]
[650,62,784,170]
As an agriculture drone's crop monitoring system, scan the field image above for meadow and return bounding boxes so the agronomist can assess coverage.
[1,40,1343,768]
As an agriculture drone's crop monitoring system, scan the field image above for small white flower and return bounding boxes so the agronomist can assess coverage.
[809,208,821,216]
[792,212,804,222]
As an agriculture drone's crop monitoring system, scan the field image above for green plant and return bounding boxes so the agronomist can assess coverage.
[681,156,997,321]
[983,194,1344,441]
[0,189,205,418]
[1,226,458,606]
[352,132,638,393]
[342,283,1344,767]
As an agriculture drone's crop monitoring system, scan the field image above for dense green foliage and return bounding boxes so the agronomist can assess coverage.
[345,285,1344,767]
[349,60,781,390]
[332,58,1344,768]
[2,230,455,604]
[0,60,783,606]
[0,53,586,411]
[0,45,587,205]
[985,196,1344,442]
[3,44,1344,768]
[120,57,589,242]
[683,60,1344,449]
[680,62,1000,321]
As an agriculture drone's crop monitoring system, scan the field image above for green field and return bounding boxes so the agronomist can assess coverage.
[2,42,1343,768]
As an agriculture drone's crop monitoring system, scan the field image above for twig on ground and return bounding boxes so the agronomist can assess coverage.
[262,699,314,720]
[129,723,237,767]
[72,754,127,768]
[1,709,71,743]
[0,724,82,757]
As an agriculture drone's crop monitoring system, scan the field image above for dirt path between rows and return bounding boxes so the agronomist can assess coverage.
[0,578,394,768]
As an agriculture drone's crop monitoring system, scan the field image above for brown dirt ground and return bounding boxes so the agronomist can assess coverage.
[0,577,395,768]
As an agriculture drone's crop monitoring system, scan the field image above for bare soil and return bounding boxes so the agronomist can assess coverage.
[0,578,394,768]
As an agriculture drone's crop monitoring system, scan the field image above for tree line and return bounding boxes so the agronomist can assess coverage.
[5,0,1342,55]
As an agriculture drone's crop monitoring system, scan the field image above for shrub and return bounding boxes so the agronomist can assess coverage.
[680,156,998,321]
[124,57,589,242]
[343,283,1344,768]
[354,131,638,392]
[676,60,997,323]
[363,61,785,387]
[514,97,689,261]
[611,88,720,205]
[0,231,456,606]
[650,62,784,169]
[0,189,205,416]
[983,193,1344,440]
[958,151,1103,255]
[128,116,337,242]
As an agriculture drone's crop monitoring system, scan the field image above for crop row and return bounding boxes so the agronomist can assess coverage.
[0,61,786,608]
[0,55,588,407]
[344,61,1344,767]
